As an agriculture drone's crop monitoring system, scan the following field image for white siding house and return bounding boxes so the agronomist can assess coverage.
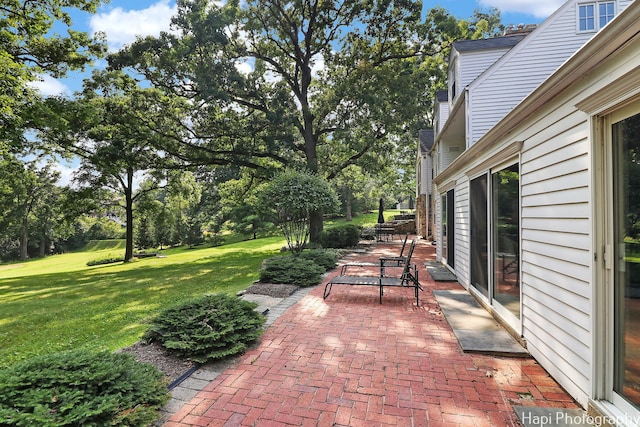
[467,0,634,146]
[416,130,434,238]
[448,34,527,106]
[416,130,433,199]
[428,0,640,423]
[442,34,530,157]
[433,90,449,137]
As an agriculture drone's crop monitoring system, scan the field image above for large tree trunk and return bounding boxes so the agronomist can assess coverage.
[344,186,352,221]
[20,217,28,261]
[124,169,135,262]
[309,210,323,244]
[303,124,325,243]
[38,238,46,258]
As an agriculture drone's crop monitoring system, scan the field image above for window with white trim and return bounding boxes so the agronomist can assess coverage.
[578,1,615,32]
[599,1,615,28]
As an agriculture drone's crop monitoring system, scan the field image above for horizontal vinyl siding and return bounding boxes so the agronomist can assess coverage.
[437,103,450,135]
[618,0,633,12]
[469,4,595,146]
[459,49,510,88]
[523,300,590,394]
[455,178,470,286]
[442,144,464,170]
[426,158,433,196]
[520,104,592,406]
[522,216,589,235]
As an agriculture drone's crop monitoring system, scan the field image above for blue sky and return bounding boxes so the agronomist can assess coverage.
[33,0,565,97]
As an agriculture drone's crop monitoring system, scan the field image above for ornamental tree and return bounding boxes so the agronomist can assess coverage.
[260,169,338,254]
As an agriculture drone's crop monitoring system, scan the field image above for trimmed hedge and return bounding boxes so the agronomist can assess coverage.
[259,255,325,287]
[297,249,339,271]
[86,255,123,266]
[319,224,361,248]
[0,350,168,427]
[144,294,265,363]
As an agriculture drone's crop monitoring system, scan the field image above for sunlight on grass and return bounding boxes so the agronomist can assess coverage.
[0,236,285,369]
[323,209,402,229]
[0,213,409,369]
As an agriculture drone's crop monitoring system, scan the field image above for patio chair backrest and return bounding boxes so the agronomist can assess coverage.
[399,233,409,256]
[400,240,417,282]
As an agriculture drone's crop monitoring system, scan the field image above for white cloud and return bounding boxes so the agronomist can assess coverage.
[234,60,253,75]
[28,75,70,96]
[54,159,146,191]
[310,53,325,77]
[53,161,78,187]
[479,0,565,19]
[90,0,177,52]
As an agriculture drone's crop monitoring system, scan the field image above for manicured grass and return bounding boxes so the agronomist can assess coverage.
[0,237,284,369]
[323,209,403,228]
[0,210,406,369]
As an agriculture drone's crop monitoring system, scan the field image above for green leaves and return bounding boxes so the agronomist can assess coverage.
[259,254,326,287]
[0,0,106,131]
[144,294,266,363]
[261,169,339,218]
[259,168,339,252]
[0,349,168,427]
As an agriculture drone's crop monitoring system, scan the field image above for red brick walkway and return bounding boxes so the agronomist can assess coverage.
[165,239,580,426]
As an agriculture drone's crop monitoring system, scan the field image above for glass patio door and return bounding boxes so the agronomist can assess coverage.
[446,190,455,269]
[611,109,640,412]
[492,163,520,319]
[470,174,489,296]
[441,190,455,269]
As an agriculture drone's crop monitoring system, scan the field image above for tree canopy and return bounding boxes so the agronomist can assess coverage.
[0,0,505,258]
[1,0,106,152]
[110,0,503,241]
[66,70,184,261]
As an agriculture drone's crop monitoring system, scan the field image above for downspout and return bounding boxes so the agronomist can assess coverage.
[465,88,472,149]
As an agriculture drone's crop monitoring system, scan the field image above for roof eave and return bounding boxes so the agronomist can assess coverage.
[434,89,466,147]
[434,1,640,186]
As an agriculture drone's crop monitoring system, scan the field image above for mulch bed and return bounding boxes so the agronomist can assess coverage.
[242,282,299,298]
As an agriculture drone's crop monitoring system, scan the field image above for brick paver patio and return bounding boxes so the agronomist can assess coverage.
[165,239,581,426]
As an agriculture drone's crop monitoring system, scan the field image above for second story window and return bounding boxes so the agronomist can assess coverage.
[578,1,615,32]
[599,2,615,27]
[579,4,595,30]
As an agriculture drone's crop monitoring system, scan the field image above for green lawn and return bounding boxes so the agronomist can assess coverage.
[0,237,284,369]
[0,210,401,369]
[324,209,402,228]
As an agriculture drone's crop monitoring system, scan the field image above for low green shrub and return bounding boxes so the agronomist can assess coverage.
[86,254,123,266]
[0,350,168,427]
[360,227,376,240]
[133,251,158,258]
[259,255,325,286]
[298,249,339,271]
[144,294,265,363]
[319,224,361,248]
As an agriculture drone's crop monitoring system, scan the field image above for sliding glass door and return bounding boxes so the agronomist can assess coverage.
[612,110,640,411]
[444,190,455,269]
[492,164,520,319]
[470,175,489,296]
[441,193,447,263]
[441,190,456,269]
